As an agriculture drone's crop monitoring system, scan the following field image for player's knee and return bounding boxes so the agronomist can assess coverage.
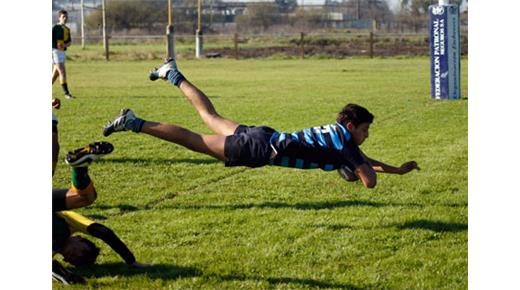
[78,189,97,207]
[85,189,97,205]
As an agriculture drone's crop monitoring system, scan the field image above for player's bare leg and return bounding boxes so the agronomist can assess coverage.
[177,80,239,136]
[52,65,60,84]
[53,63,74,99]
[54,63,67,84]
[149,59,239,136]
[141,121,226,160]
[103,109,226,161]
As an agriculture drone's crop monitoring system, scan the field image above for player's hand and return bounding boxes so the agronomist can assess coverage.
[399,161,420,174]
[130,261,154,268]
[52,98,61,109]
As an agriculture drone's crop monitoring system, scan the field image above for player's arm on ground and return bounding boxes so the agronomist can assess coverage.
[86,222,137,265]
[362,153,420,175]
[87,223,153,268]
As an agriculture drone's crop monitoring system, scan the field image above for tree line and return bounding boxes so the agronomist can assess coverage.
[52,0,467,34]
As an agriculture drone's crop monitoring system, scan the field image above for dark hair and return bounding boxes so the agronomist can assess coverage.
[61,236,100,266]
[58,10,68,16]
[336,103,374,126]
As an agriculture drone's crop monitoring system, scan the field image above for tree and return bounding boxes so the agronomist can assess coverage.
[290,7,327,29]
[236,3,280,33]
[86,1,163,32]
[345,0,393,22]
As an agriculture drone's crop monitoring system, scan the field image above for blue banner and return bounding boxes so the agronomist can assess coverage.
[429,4,460,100]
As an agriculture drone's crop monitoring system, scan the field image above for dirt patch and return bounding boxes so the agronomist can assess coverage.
[204,37,467,59]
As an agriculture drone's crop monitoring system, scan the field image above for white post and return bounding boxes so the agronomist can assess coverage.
[196,31,203,58]
[80,0,85,49]
[166,0,175,58]
[102,0,109,61]
[195,0,203,58]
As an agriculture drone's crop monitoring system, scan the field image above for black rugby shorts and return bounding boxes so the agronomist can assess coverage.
[224,125,276,168]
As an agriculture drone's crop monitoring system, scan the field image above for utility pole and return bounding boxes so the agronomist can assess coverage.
[166,0,175,59]
[209,0,213,28]
[357,0,361,20]
[80,0,85,49]
[102,0,109,61]
[196,0,204,58]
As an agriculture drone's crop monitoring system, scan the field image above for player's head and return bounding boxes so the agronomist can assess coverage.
[60,236,100,266]
[58,10,68,24]
[337,104,374,145]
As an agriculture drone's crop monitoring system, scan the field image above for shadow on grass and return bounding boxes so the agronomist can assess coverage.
[90,204,140,212]
[264,276,362,289]
[85,204,140,220]
[75,262,201,280]
[156,199,384,211]
[97,157,219,166]
[384,201,468,209]
[75,263,363,289]
[212,273,364,289]
[396,219,467,232]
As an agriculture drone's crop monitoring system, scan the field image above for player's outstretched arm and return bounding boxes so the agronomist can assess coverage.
[366,157,420,175]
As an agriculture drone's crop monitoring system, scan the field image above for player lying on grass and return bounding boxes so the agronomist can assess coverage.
[53,211,152,284]
[52,142,151,285]
[103,59,419,188]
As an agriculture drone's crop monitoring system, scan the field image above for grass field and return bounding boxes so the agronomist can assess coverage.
[52,57,467,289]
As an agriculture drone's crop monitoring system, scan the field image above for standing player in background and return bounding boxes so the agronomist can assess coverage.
[52,9,75,99]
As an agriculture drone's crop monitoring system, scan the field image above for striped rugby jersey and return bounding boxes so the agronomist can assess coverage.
[269,122,366,171]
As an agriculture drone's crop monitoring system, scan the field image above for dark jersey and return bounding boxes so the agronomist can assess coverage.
[269,123,366,171]
[52,24,71,50]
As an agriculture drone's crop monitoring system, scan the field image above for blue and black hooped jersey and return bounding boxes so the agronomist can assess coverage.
[269,123,366,171]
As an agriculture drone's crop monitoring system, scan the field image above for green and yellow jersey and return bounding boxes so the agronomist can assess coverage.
[52,211,136,264]
[52,24,71,51]
[56,211,94,234]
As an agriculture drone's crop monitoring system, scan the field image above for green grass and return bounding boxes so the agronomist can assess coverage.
[52,57,467,289]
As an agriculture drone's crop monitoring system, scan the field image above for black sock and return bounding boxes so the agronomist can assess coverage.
[71,167,91,190]
[61,83,70,95]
